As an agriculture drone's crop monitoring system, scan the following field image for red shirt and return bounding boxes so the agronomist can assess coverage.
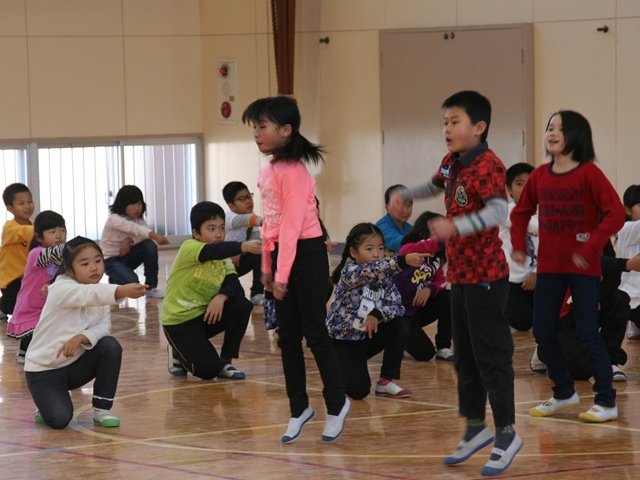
[432,145,509,284]
[510,162,625,277]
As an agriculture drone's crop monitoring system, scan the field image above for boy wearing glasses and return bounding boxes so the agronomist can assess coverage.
[222,181,264,305]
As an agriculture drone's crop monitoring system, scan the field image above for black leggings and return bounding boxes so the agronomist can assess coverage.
[25,336,122,429]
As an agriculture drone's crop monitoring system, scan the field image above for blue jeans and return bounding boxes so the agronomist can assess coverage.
[104,239,159,288]
[25,336,122,429]
[534,273,615,407]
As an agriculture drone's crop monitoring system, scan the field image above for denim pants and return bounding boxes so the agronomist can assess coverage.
[105,239,159,288]
[25,336,122,429]
[534,273,615,407]
[451,277,515,427]
[273,237,346,417]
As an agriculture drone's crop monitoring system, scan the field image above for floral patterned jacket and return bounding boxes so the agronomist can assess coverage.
[326,256,406,341]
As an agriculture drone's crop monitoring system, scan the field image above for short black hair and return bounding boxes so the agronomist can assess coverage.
[190,201,225,233]
[110,185,146,216]
[623,185,640,208]
[2,183,31,207]
[505,163,534,189]
[545,110,595,163]
[222,181,249,204]
[384,184,407,205]
[442,90,492,143]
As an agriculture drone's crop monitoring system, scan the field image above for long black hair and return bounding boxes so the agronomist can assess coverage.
[401,211,446,263]
[242,96,324,165]
[29,210,66,250]
[331,223,383,285]
[110,185,147,216]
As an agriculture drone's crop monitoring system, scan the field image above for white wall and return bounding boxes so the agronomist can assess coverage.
[1,0,639,241]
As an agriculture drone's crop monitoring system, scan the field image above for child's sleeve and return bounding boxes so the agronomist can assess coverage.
[107,214,152,243]
[398,238,443,255]
[80,308,112,349]
[52,281,120,308]
[340,256,404,287]
[228,212,262,229]
[197,242,243,262]
[576,168,625,259]
[510,171,539,254]
[274,165,314,284]
[36,243,65,268]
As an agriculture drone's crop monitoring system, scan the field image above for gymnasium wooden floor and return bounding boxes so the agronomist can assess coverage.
[2,249,640,479]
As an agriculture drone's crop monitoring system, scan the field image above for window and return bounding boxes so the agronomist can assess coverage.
[0,138,202,240]
[0,147,28,222]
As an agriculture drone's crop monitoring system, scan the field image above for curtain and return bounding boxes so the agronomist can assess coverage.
[271,0,296,94]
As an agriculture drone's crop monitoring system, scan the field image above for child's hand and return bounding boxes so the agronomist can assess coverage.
[150,231,170,245]
[572,253,589,270]
[364,315,379,339]
[116,283,147,300]
[511,250,527,265]
[262,272,273,291]
[204,294,226,324]
[242,240,262,254]
[56,334,88,358]
[522,272,536,291]
[626,253,640,272]
[230,254,240,267]
[325,240,336,253]
[405,252,427,268]
[119,237,134,256]
[412,287,431,307]
[428,217,458,240]
[273,281,287,300]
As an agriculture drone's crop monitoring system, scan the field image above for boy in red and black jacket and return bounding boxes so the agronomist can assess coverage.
[391,90,520,476]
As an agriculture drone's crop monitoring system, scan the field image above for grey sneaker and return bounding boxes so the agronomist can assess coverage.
[167,344,187,376]
[529,346,547,374]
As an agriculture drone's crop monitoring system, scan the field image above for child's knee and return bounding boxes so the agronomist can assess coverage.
[45,411,73,429]
[97,336,123,359]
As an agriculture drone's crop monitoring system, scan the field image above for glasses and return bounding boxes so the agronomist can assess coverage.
[234,193,254,202]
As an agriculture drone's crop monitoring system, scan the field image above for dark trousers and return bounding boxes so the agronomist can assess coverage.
[163,295,252,380]
[105,239,159,288]
[0,277,22,314]
[332,317,409,400]
[629,303,640,328]
[273,237,345,417]
[534,273,615,407]
[505,281,534,331]
[405,290,452,361]
[235,252,264,297]
[451,277,515,427]
[25,336,122,429]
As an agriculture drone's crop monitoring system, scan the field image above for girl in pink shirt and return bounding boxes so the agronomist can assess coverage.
[242,96,350,444]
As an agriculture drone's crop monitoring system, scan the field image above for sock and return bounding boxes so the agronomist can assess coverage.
[464,419,485,441]
[492,424,515,458]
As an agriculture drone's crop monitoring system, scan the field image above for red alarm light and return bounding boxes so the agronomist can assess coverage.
[220,101,232,118]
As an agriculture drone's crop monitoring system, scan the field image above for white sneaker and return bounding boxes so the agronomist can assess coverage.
[16,349,26,364]
[435,348,455,361]
[375,380,413,398]
[93,408,120,427]
[480,433,523,476]
[251,293,265,306]
[529,392,579,417]
[529,346,547,374]
[612,364,627,382]
[443,428,494,465]
[322,398,351,443]
[578,404,618,423]
[146,287,164,299]
[626,321,640,340]
[167,344,187,376]
[281,407,314,443]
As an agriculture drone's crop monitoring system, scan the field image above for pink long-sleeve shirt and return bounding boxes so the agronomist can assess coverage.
[258,160,323,285]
